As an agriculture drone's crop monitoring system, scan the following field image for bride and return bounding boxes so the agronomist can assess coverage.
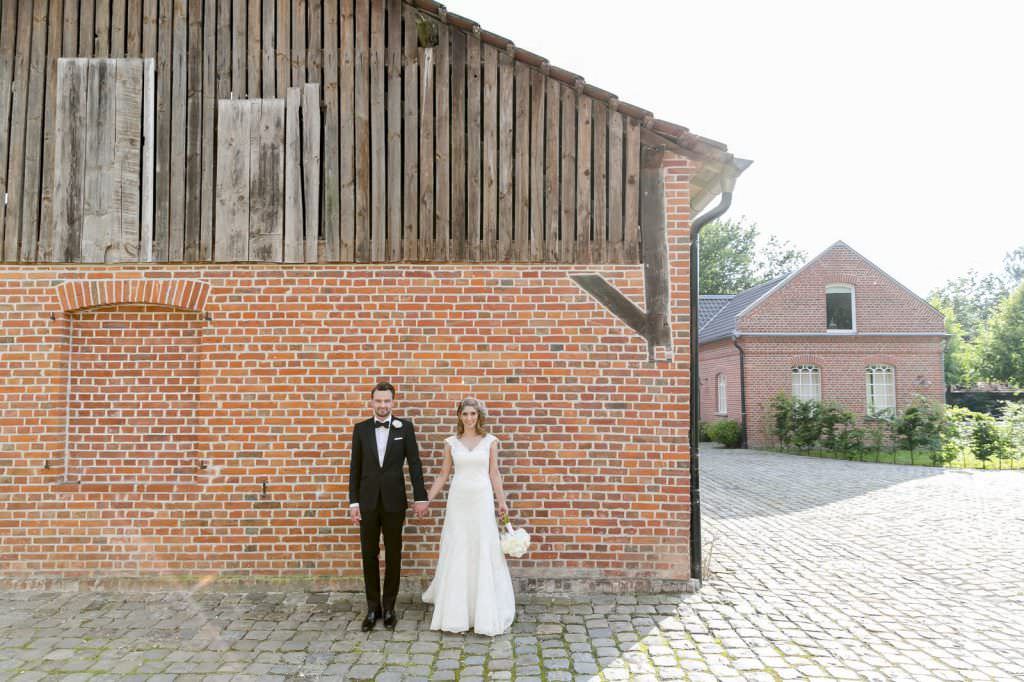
[421,397,516,635]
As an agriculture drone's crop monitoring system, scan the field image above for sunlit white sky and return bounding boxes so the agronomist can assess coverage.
[448,0,1024,297]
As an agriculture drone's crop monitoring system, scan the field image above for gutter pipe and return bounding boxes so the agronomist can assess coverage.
[731,335,749,449]
[688,179,735,583]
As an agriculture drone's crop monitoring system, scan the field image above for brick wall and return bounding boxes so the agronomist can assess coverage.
[68,306,204,486]
[697,339,741,425]
[739,242,946,335]
[741,336,945,447]
[0,153,696,592]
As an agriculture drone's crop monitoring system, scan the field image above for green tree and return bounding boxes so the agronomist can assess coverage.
[928,298,975,388]
[999,401,1024,468]
[756,234,807,281]
[698,218,806,295]
[975,281,1024,386]
[928,269,1009,340]
[1003,245,1024,286]
[971,414,1009,468]
[893,395,945,463]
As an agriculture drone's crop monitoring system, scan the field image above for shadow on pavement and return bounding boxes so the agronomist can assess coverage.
[699,446,950,520]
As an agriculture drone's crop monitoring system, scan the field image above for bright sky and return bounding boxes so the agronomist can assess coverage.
[448,0,1024,297]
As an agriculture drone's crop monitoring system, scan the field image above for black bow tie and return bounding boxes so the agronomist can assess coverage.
[374,420,391,429]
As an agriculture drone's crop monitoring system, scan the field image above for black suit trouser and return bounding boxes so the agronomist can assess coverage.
[359,492,406,613]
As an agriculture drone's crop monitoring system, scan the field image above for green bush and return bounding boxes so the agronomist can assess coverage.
[971,413,1009,468]
[706,420,743,448]
[698,421,712,442]
[768,394,861,454]
[768,392,796,447]
[999,401,1024,466]
[790,399,823,450]
[818,401,855,451]
[942,405,1015,468]
[763,392,1005,467]
[864,420,891,455]
[834,426,866,456]
[942,405,979,467]
[893,395,945,455]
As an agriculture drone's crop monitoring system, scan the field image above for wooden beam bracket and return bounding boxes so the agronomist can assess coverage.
[571,143,672,361]
[570,274,647,338]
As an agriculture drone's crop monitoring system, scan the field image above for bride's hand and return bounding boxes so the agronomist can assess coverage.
[497,500,508,517]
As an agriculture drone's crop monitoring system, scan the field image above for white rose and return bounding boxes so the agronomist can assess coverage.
[500,526,531,558]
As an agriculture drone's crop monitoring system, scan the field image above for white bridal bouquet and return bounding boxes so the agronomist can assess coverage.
[499,513,530,557]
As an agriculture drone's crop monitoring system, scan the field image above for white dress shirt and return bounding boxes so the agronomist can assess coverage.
[373,418,390,466]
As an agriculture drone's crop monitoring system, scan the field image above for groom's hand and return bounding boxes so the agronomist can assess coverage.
[413,501,429,517]
[349,506,361,524]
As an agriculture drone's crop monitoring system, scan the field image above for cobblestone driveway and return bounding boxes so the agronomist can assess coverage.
[2,448,1022,680]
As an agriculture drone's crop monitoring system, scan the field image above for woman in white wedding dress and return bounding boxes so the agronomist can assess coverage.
[422,397,516,635]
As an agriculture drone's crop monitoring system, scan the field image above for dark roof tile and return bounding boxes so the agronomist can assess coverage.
[698,295,733,331]
[698,277,787,344]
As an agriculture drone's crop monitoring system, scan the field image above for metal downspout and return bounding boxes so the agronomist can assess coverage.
[732,335,749,449]
[689,182,734,583]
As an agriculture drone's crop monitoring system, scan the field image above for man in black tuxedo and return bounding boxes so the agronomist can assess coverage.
[349,381,429,631]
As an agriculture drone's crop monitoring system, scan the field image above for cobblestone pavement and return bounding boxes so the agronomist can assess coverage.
[2,448,1023,681]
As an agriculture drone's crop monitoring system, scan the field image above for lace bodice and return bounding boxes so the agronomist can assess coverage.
[446,434,496,483]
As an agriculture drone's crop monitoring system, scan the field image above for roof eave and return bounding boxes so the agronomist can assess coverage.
[410,0,750,211]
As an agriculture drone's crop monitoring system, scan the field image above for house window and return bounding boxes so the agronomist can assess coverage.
[717,374,727,415]
[866,365,895,417]
[792,365,821,401]
[826,285,854,331]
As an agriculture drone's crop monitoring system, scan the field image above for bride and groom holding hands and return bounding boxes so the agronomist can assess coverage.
[348,382,517,636]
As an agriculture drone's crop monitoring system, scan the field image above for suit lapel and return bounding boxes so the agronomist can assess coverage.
[363,420,382,471]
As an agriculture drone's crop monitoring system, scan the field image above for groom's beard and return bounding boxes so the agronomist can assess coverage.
[375,408,391,419]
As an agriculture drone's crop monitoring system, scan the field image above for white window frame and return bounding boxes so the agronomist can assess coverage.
[716,374,728,415]
[792,365,821,401]
[826,284,856,333]
[865,365,896,417]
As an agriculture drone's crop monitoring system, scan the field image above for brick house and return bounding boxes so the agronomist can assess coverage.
[698,242,946,448]
[0,0,748,591]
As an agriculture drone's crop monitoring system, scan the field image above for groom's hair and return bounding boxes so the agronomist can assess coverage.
[372,381,396,398]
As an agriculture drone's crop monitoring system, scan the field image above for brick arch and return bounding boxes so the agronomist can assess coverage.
[863,355,900,367]
[56,279,210,313]
[788,355,826,367]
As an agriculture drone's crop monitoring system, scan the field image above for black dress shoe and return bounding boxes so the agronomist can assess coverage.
[382,609,397,630]
[361,610,381,632]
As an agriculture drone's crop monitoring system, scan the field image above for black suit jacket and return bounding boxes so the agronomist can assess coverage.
[349,417,428,513]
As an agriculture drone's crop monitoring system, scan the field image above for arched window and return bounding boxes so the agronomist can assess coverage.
[792,365,821,401]
[866,365,895,417]
[717,373,728,415]
[826,285,855,331]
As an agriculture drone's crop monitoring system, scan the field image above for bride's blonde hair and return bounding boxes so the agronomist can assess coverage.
[456,397,488,436]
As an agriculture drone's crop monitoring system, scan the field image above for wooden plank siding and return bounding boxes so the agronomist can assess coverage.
[52,58,153,263]
[0,1,22,258]
[2,0,647,265]
[286,87,305,262]
[301,83,322,263]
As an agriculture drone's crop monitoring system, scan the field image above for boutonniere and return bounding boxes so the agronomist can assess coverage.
[391,419,403,429]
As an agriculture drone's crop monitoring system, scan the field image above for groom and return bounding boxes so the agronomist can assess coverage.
[349,381,429,631]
